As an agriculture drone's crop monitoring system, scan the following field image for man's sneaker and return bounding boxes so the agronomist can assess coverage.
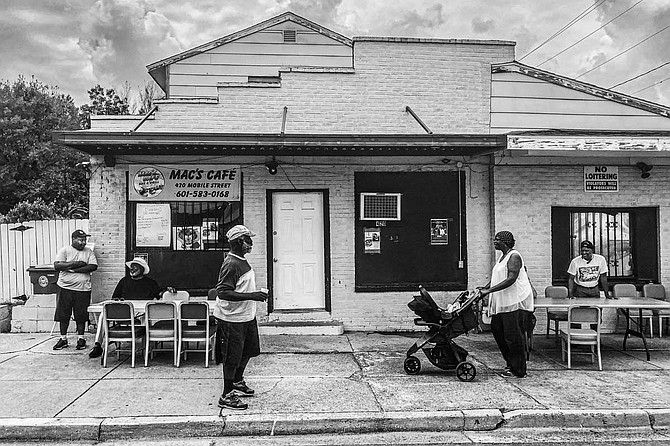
[53,339,68,350]
[89,343,103,358]
[231,380,255,397]
[218,393,248,410]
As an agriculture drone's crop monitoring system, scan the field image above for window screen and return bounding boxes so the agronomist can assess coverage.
[360,193,402,220]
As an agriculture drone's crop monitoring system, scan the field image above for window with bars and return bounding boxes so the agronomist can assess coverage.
[127,201,244,294]
[570,211,632,277]
[360,193,402,221]
[551,207,659,287]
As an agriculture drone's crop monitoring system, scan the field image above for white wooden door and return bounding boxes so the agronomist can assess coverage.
[272,192,326,310]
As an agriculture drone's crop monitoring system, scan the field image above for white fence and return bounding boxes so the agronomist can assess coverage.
[0,219,89,302]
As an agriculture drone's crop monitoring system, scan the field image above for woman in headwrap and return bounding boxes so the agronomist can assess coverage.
[479,231,533,378]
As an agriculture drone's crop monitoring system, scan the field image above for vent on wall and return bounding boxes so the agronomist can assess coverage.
[283,29,297,43]
[360,193,402,221]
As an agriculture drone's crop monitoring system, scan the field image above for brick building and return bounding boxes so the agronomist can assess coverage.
[53,12,670,332]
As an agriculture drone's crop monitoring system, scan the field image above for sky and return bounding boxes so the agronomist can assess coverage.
[1,0,669,109]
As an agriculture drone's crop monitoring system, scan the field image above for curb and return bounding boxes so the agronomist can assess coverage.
[0,409,665,441]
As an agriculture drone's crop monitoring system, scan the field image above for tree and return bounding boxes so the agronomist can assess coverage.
[78,84,130,129]
[0,76,86,222]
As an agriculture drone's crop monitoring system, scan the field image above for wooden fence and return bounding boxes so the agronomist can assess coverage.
[0,219,89,302]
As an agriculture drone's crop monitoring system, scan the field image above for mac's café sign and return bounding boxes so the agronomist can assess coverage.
[128,165,241,201]
[584,166,618,192]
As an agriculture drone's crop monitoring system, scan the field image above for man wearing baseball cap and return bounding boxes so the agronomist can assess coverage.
[52,229,98,351]
[567,240,612,299]
[214,224,269,411]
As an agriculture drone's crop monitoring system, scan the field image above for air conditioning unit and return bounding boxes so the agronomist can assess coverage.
[360,193,402,221]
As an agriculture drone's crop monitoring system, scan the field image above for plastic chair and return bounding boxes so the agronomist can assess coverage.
[545,286,569,339]
[614,284,652,336]
[144,301,179,367]
[644,284,669,337]
[178,301,215,367]
[101,301,145,368]
[162,290,190,302]
[560,305,602,371]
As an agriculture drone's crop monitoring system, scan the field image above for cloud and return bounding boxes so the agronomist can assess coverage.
[472,17,496,34]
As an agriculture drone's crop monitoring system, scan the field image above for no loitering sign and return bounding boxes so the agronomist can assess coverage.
[584,166,618,192]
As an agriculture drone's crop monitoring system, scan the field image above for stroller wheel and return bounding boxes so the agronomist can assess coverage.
[456,361,476,382]
[404,356,421,375]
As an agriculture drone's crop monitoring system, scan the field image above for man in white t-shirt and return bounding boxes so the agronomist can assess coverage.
[214,225,269,411]
[567,240,612,299]
[52,229,98,351]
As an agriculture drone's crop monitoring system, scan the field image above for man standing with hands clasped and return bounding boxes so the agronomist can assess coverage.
[567,240,613,299]
[215,225,269,411]
[52,229,98,351]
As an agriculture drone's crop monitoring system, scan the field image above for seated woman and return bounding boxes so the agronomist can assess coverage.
[89,258,172,358]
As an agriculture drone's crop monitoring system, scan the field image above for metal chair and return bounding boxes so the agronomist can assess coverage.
[144,301,179,367]
[644,283,669,337]
[101,301,145,368]
[177,301,215,367]
[560,305,602,371]
[545,286,569,339]
[613,284,652,336]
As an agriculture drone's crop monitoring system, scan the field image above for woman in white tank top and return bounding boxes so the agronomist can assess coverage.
[479,231,533,378]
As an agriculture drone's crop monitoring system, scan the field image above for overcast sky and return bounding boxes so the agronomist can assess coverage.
[1,0,669,109]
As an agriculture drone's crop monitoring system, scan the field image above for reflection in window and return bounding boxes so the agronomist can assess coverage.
[570,211,632,277]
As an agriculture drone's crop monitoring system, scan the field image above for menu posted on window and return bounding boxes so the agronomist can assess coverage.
[136,203,171,247]
[129,165,241,201]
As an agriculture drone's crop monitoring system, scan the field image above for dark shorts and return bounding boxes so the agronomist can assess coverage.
[574,285,600,298]
[215,318,260,367]
[54,286,91,323]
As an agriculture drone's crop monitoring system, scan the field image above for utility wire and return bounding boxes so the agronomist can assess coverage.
[632,75,670,94]
[610,60,670,89]
[537,0,645,67]
[519,0,606,61]
[575,23,670,79]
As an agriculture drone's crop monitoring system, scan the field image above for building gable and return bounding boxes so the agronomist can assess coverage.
[491,62,670,133]
[148,12,352,99]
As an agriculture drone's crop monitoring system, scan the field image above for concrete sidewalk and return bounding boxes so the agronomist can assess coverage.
[1,329,670,441]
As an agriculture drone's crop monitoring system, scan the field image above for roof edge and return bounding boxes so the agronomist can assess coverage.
[355,36,516,46]
[492,61,670,119]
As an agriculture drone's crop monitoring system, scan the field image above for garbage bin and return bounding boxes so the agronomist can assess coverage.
[27,265,59,294]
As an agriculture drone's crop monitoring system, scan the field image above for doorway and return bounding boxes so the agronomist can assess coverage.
[269,191,329,311]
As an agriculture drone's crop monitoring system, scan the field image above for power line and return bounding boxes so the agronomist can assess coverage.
[519,0,606,61]
[575,23,670,79]
[537,0,646,67]
[610,60,670,89]
[632,75,670,94]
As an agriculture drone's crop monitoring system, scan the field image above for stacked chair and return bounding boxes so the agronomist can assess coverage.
[545,285,569,339]
[643,283,669,337]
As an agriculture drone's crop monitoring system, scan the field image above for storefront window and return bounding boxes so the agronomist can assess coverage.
[127,201,243,294]
[570,211,632,277]
[552,207,658,287]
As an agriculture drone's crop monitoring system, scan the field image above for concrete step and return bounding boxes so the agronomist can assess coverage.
[259,320,344,335]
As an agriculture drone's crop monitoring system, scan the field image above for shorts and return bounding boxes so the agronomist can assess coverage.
[214,317,260,366]
[54,286,91,323]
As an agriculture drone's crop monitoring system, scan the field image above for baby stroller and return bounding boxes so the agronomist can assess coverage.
[405,286,481,381]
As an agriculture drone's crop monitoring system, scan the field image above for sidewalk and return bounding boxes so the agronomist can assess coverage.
[1,329,670,441]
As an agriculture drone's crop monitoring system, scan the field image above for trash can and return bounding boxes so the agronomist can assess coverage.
[27,265,59,294]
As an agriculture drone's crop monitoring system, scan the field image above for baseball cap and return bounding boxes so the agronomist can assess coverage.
[580,240,595,250]
[125,257,150,275]
[226,225,256,241]
[71,229,90,238]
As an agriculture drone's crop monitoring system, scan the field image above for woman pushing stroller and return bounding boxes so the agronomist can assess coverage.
[478,231,534,379]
